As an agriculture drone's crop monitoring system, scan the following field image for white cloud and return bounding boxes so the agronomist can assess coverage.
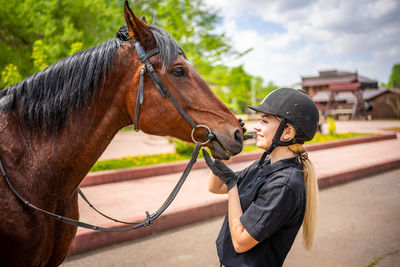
[203,0,400,86]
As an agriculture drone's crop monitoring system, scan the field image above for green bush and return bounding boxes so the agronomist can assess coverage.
[172,139,196,156]
[1,64,22,88]
[90,153,190,172]
[32,40,49,72]
[327,117,336,135]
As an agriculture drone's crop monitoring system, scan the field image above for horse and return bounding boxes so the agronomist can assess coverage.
[0,1,243,266]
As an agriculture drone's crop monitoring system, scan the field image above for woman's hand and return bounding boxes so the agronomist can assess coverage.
[239,118,254,141]
[202,149,238,191]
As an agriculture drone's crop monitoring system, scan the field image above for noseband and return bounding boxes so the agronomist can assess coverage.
[0,40,216,232]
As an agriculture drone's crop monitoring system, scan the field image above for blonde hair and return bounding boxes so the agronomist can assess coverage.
[288,143,318,251]
[270,115,318,250]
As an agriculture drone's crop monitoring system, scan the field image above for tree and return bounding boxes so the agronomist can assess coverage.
[387,64,400,88]
[205,65,280,114]
[0,64,21,88]
[0,0,235,89]
[0,0,122,84]
[133,0,234,70]
[0,0,276,114]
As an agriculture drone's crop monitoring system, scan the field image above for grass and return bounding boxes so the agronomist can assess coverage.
[307,132,375,143]
[90,153,192,172]
[386,127,400,131]
[90,132,375,172]
[364,249,399,267]
[239,132,375,153]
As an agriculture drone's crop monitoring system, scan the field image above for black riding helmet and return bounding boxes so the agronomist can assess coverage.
[248,88,319,154]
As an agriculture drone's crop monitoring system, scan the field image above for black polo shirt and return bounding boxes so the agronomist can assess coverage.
[216,157,306,267]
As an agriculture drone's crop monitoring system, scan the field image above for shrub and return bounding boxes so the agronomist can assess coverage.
[327,117,336,135]
[172,139,196,156]
[1,64,22,88]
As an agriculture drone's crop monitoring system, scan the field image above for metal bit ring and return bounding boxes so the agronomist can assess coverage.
[191,125,212,145]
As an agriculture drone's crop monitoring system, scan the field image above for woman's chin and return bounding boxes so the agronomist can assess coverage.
[255,141,267,150]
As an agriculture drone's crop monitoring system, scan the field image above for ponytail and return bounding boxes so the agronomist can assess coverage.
[289,144,318,251]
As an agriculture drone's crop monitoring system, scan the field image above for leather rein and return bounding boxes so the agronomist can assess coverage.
[0,40,215,232]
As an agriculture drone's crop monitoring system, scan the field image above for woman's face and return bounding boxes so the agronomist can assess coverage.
[254,114,281,150]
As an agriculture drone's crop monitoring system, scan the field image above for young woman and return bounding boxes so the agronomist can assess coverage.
[203,88,319,267]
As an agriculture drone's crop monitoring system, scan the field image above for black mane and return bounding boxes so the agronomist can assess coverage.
[0,25,183,135]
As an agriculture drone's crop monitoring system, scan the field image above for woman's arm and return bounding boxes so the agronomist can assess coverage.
[228,186,259,253]
[208,171,228,194]
[203,150,258,251]
[208,158,231,194]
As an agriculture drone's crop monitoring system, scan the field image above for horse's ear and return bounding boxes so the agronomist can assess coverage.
[141,16,147,24]
[123,0,152,43]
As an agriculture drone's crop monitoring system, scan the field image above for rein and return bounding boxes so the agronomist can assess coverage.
[0,142,203,231]
[0,40,215,232]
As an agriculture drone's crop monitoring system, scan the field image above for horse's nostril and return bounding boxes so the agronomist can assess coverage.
[234,129,243,144]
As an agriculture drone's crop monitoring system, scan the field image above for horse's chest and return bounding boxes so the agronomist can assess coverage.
[0,192,79,266]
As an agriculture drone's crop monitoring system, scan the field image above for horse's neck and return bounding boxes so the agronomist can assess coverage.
[48,85,132,196]
[1,81,132,199]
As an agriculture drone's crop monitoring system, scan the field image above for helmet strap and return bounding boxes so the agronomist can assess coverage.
[264,118,296,155]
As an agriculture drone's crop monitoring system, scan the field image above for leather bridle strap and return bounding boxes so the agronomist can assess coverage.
[0,142,203,231]
[257,118,297,169]
[133,41,196,131]
[264,118,296,155]
[0,40,214,232]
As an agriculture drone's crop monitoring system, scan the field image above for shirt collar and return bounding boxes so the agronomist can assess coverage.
[260,157,301,177]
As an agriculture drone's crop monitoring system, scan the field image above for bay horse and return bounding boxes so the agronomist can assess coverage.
[0,1,243,266]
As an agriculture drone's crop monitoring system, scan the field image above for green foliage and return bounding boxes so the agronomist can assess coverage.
[307,132,373,144]
[32,40,49,71]
[364,250,399,267]
[153,0,233,67]
[171,139,196,156]
[0,0,277,110]
[205,64,279,113]
[0,64,22,88]
[387,63,400,88]
[327,117,336,135]
[0,0,122,82]
[90,153,190,172]
[69,42,83,55]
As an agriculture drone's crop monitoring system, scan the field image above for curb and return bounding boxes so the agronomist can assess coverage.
[81,133,397,187]
[70,158,400,256]
[70,201,227,255]
[318,158,400,189]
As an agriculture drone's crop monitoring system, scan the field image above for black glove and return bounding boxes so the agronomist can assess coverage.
[202,149,238,191]
[238,118,253,141]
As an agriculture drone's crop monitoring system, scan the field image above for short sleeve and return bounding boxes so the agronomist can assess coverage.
[240,182,298,242]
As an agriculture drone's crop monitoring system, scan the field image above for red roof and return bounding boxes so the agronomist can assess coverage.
[329,82,361,91]
[302,75,357,86]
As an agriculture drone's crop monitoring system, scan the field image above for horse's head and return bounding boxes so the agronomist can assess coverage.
[120,1,243,159]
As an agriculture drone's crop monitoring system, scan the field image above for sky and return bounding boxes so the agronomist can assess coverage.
[203,0,400,87]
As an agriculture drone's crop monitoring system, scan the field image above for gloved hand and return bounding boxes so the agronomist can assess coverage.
[238,118,253,141]
[202,149,238,191]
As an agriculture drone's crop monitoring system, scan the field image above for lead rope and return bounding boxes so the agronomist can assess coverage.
[0,142,203,231]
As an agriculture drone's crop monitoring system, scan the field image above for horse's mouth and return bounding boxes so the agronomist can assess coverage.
[208,139,234,160]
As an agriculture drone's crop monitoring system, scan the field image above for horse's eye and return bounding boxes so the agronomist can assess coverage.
[171,66,187,77]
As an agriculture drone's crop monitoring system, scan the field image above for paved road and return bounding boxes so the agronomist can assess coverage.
[63,169,400,267]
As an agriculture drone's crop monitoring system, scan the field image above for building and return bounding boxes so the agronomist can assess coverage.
[301,70,378,97]
[301,70,399,120]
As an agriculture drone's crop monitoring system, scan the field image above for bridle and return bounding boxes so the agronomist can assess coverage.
[0,40,215,231]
